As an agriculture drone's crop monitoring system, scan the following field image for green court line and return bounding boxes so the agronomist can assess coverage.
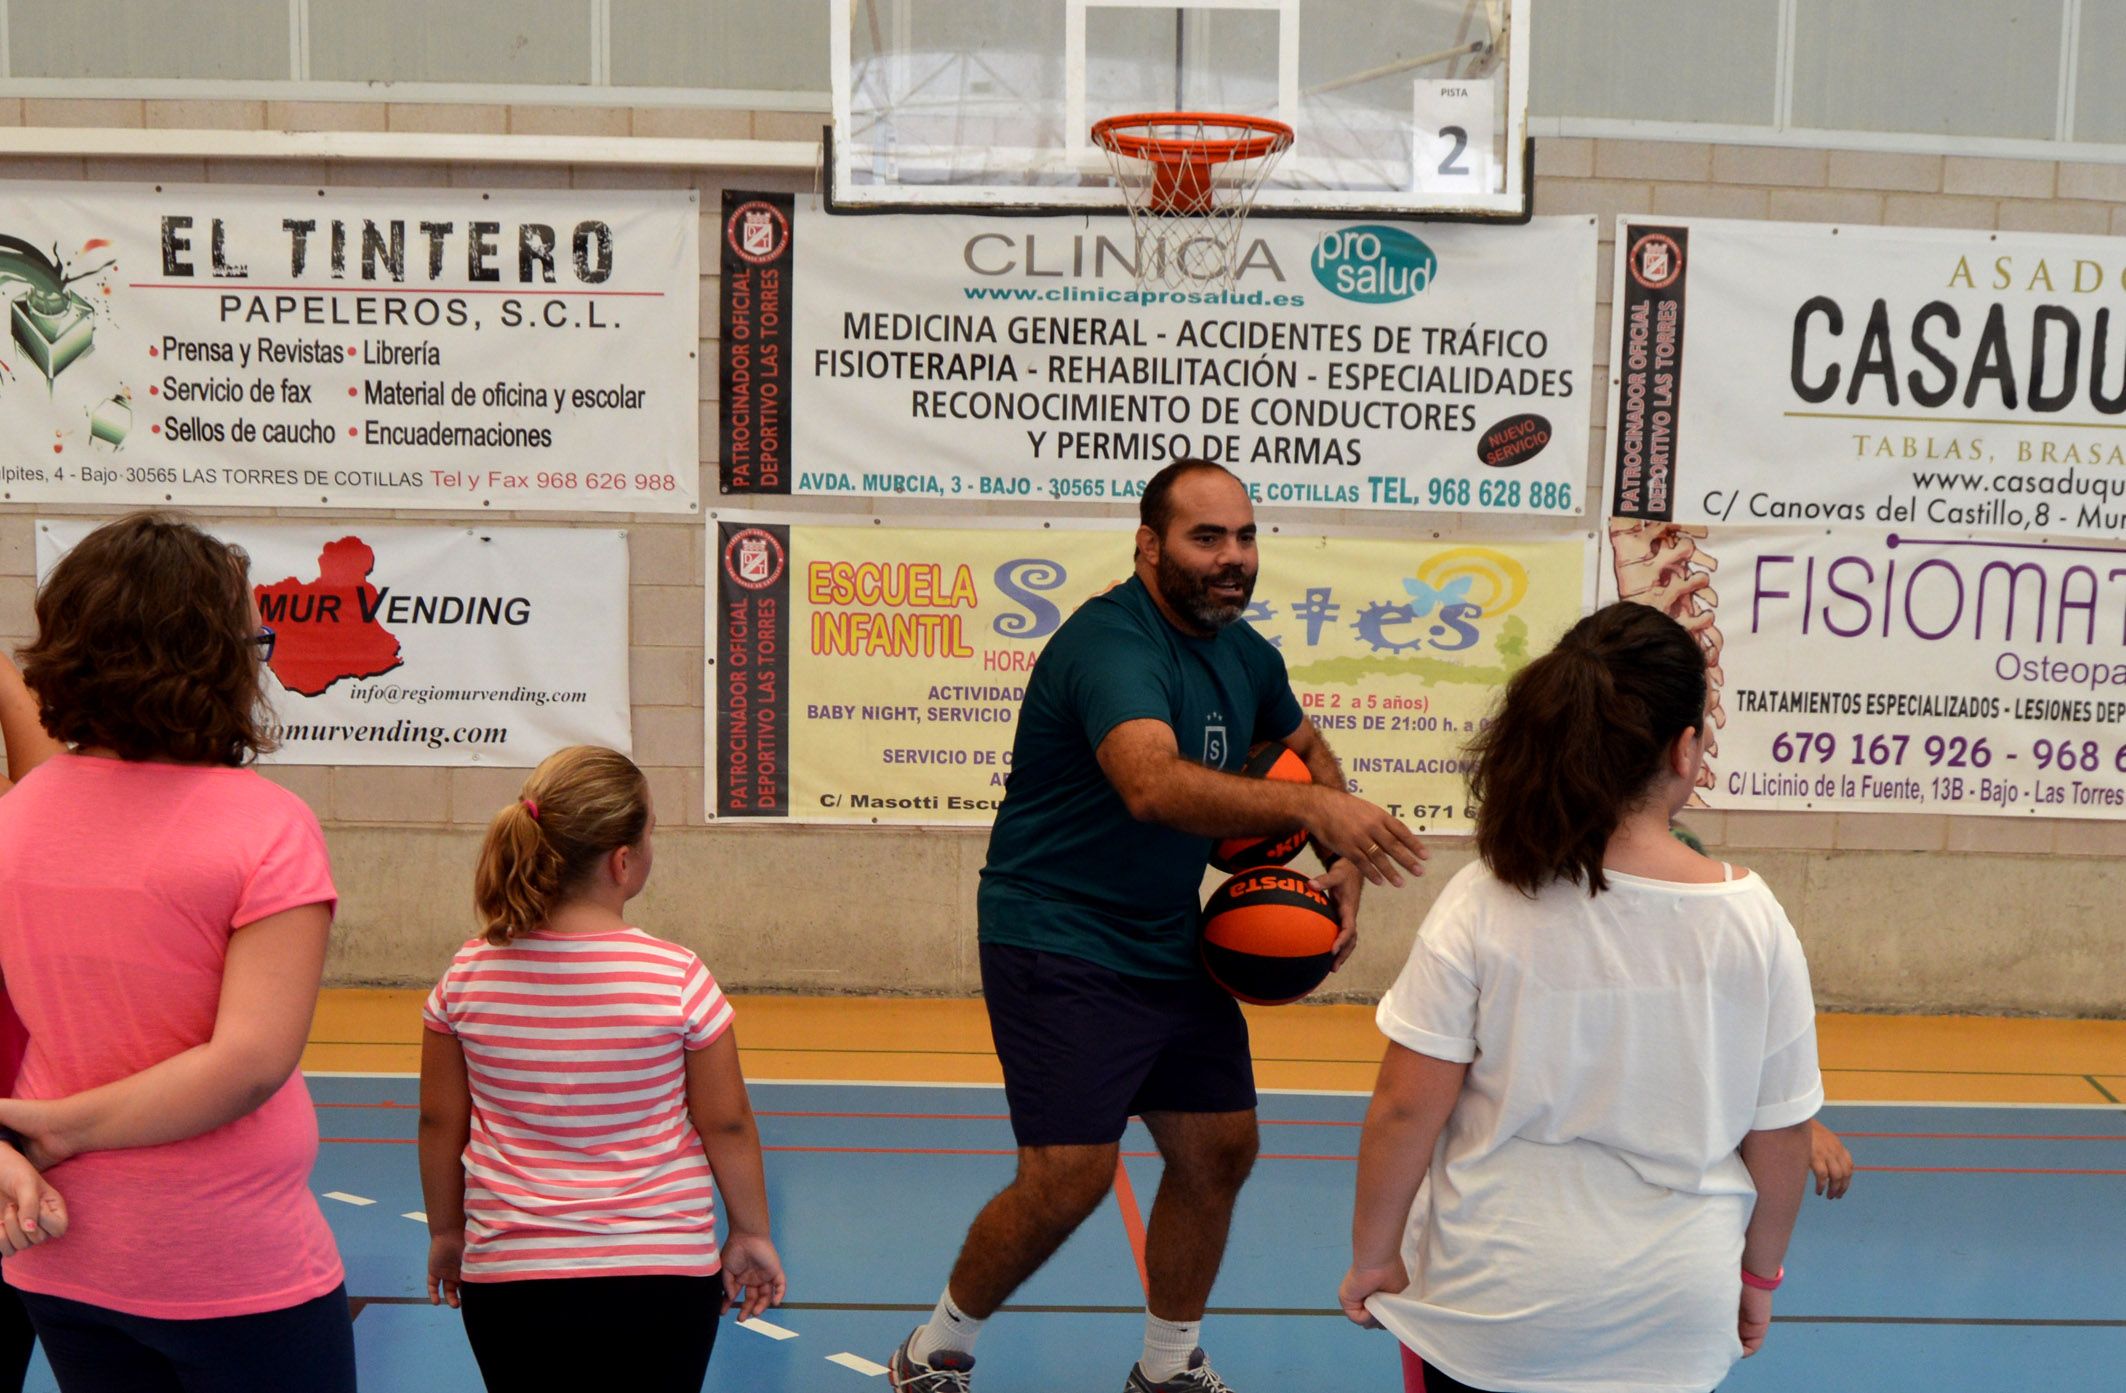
[2087,1075,2121,1103]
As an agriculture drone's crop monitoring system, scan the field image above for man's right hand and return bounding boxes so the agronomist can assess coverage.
[1303,790,1428,886]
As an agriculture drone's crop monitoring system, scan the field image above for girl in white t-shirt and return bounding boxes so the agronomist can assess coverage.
[1339,602,1822,1393]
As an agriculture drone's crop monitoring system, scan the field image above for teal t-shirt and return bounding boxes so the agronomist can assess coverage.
[978,574,1306,979]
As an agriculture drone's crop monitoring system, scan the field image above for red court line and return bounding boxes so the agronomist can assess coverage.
[315,1138,2126,1175]
[1837,1132,2126,1141]
[1855,1165,2126,1176]
[1110,1158,1151,1298]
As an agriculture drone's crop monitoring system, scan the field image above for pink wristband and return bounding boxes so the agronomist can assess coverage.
[1740,1265,1784,1291]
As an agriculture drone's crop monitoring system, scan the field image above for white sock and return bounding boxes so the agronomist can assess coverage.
[907,1288,984,1362]
[1140,1312,1201,1383]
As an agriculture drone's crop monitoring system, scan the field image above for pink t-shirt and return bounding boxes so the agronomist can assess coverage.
[0,753,343,1319]
[423,928,734,1282]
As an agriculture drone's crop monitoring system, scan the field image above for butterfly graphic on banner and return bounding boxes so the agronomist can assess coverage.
[1402,574,1475,616]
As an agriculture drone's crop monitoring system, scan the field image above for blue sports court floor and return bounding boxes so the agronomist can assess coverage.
[23,1077,2119,1392]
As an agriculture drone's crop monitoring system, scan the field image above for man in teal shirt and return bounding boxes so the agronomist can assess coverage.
[891,460,1429,1393]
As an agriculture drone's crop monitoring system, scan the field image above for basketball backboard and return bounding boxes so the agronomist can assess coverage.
[827,0,1531,218]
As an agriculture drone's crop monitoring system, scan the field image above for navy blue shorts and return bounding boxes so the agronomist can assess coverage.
[980,941,1256,1147]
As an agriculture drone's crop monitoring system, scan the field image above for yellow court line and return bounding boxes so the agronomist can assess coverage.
[302,991,2126,1104]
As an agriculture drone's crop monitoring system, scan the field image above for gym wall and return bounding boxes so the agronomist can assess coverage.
[0,97,2118,1014]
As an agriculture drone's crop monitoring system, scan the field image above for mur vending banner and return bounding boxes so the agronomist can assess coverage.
[707,512,1593,825]
[717,194,1597,517]
[0,181,698,512]
[37,520,631,766]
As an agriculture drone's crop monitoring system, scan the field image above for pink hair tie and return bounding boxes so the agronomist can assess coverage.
[521,798,540,820]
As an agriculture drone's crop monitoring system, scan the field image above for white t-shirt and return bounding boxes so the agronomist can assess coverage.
[1367,860,1823,1393]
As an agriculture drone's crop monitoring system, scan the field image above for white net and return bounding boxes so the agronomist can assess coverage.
[1094,115,1293,292]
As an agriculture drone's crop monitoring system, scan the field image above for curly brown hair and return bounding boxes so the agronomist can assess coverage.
[22,512,276,766]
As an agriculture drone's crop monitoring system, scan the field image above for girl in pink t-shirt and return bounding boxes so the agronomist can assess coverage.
[0,514,351,1393]
[420,744,785,1393]
[0,652,67,1393]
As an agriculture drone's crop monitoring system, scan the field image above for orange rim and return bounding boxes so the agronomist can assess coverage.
[1090,112,1294,167]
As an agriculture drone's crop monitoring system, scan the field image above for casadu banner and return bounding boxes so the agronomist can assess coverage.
[1,182,698,512]
[708,512,1593,825]
[718,194,1597,517]
[1601,519,2126,819]
[37,520,631,767]
[1610,216,2126,541]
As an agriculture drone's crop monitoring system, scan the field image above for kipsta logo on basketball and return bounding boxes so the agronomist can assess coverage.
[727,201,790,266]
[1311,225,1436,303]
[722,528,785,590]
[1629,233,1683,291]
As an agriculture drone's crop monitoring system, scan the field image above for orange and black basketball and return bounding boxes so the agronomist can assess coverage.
[1199,865,1340,1005]
[1211,742,1312,872]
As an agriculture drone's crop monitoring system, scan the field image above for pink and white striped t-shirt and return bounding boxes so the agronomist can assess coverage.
[422,927,735,1282]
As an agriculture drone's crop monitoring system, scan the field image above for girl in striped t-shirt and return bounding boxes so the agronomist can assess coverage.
[418,746,785,1392]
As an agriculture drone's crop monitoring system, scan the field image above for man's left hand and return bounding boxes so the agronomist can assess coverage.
[1310,857,1364,970]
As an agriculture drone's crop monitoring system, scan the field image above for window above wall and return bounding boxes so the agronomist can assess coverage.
[1530,0,2118,161]
[0,0,831,108]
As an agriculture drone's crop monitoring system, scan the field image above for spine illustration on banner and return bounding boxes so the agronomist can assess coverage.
[1609,521,1723,801]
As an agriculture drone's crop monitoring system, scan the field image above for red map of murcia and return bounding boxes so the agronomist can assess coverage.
[254,537,404,697]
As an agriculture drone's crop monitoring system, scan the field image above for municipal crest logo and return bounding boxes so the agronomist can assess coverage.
[1628,232,1683,291]
[722,528,786,590]
[727,200,791,266]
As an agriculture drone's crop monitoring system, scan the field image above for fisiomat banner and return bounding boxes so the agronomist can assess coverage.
[37,519,631,767]
[707,511,1594,825]
[717,193,1597,518]
[1601,518,2126,819]
[0,181,698,512]
[1608,216,2126,542]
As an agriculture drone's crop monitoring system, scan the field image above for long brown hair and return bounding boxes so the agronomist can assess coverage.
[473,745,651,944]
[22,511,274,765]
[1468,602,1708,896]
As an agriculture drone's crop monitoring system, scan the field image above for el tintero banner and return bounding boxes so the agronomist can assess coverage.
[0,181,698,513]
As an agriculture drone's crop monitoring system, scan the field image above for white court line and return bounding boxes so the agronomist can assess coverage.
[739,1317,800,1341]
[402,1211,428,1223]
[827,1352,889,1376]
[322,1191,376,1206]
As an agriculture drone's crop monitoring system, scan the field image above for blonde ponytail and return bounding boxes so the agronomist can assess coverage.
[472,746,651,943]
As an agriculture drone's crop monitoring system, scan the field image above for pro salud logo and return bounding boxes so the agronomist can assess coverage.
[1311,225,1436,303]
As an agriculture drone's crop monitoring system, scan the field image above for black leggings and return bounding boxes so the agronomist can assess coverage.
[17,1284,354,1393]
[459,1274,726,1393]
[0,1269,33,1393]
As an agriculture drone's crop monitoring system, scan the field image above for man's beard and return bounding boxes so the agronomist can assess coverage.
[1156,551,1256,631]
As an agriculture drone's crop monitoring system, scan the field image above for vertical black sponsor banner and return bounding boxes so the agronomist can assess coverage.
[714,521,791,816]
[719,192,795,495]
[1610,225,1689,520]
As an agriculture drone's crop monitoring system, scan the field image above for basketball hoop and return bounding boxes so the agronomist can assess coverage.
[1091,112,1293,291]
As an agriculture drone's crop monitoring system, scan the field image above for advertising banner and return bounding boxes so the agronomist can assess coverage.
[38,519,631,767]
[1610,216,2126,541]
[1601,519,2126,819]
[2,182,698,512]
[709,512,1594,825]
[718,194,1597,517]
